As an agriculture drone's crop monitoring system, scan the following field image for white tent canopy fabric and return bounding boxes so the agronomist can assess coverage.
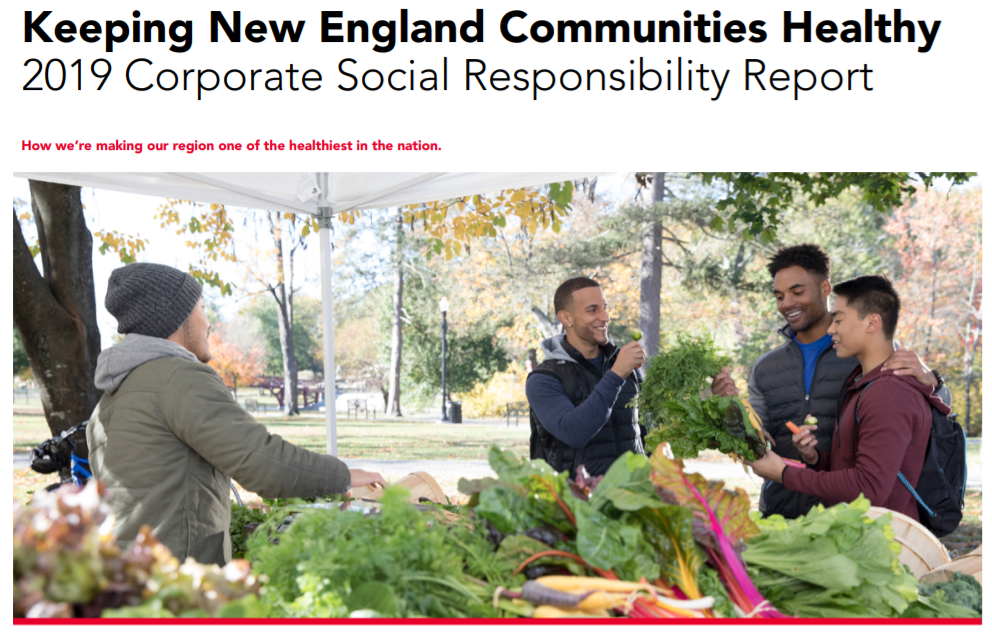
[15,171,595,456]
[14,172,588,215]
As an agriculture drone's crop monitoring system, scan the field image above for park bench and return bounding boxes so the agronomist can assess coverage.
[506,401,529,428]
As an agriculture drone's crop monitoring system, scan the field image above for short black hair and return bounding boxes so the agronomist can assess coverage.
[832,275,900,340]
[554,277,601,314]
[767,244,831,281]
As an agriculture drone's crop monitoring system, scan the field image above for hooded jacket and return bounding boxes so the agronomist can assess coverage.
[748,325,951,519]
[86,334,352,566]
[526,334,643,477]
[781,363,951,522]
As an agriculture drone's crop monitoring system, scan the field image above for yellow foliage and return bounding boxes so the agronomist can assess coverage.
[93,229,148,264]
[400,185,569,260]
[460,362,529,418]
[154,199,238,293]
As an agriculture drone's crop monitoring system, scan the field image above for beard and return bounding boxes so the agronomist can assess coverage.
[786,298,828,333]
[576,324,608,346]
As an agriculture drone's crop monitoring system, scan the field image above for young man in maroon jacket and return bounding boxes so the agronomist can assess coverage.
[750,275,950,522]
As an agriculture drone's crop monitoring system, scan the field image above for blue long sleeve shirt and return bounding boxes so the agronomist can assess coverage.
[525,368,628,450]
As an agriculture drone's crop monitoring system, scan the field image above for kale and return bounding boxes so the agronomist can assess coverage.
[229,503,266,560]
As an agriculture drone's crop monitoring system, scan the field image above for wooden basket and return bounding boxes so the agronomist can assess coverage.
[920,545,982,586]
[350,471,448,504]
[865,506,951,579]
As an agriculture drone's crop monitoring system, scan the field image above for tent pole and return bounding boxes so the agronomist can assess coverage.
[316,176,337,456]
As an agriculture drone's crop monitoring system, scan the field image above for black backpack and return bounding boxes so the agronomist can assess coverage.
[855,380,966,537]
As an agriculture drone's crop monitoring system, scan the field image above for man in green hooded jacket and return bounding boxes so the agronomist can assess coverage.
[87,262,384,566]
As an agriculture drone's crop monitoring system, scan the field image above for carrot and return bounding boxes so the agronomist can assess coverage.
[533,605,608,618]
[521,581,594,609]
[785,421,802,435]
[535,576,660,593]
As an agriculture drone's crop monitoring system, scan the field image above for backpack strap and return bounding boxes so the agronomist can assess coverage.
[853,379,877,426]
[897,471,936,517]
[857,378,938,518]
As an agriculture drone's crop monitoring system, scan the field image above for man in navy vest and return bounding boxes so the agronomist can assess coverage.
[526,277,646,477]
[711,244,949,518]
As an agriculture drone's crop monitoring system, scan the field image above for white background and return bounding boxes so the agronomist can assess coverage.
[4,0,989,639]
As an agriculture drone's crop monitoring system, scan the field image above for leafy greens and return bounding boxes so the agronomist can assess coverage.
[742,496,920,618]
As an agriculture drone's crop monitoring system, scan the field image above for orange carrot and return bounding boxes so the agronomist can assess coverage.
[786,421,802,435]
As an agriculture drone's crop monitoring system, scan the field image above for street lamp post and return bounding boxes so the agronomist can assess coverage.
[439,297,450,422]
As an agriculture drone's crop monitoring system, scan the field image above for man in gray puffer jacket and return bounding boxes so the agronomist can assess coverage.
[711,245,949,519]
[87,262,385,565]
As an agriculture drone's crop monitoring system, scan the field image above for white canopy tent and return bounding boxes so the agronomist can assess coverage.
[15,171,594,455]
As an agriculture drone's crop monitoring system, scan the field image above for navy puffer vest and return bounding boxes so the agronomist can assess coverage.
[752,326,858,518]
[528,339,643,477]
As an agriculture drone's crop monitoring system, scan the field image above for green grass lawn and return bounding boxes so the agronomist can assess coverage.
[13,414,51,453]
[256,417,530,460]
[14,414,530,460]
[13,414,532,503]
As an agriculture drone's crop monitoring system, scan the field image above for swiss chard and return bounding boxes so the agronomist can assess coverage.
[649,452,782,617]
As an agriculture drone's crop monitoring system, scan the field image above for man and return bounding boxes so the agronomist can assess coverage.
[750,275,950,522]
[712,244,948,518]
[526,277,646,477]
[86,262,385,566]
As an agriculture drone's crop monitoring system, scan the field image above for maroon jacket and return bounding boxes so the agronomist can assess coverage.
[782,362,950,522]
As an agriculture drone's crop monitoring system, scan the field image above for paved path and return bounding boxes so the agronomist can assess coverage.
[15,453,983,489]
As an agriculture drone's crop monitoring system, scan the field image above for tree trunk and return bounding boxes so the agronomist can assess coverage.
[638,172,665,358]
[268,214,299,416]
[13,181,102,452]
[387,211,404,417]
[273,282,299,415]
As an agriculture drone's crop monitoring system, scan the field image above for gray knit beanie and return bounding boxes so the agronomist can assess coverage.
[105,263,203,338]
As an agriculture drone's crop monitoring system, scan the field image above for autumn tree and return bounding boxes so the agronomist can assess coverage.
[208,322,267,398]
[885,188,982,433]
[238,212,311,416]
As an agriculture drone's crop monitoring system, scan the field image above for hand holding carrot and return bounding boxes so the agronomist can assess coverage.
[791,423,819,466]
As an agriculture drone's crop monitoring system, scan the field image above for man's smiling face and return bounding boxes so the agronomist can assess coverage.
[773,265,829,334]
[565,286,611,346]
[828,295,874,359]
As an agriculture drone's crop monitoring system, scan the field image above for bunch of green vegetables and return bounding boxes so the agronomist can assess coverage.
[229,494,352,559]
[900,572,981,618]
[640,333,766,460]
[742,496,924,618]
[246,486,510,618]
[230,503,266,560]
